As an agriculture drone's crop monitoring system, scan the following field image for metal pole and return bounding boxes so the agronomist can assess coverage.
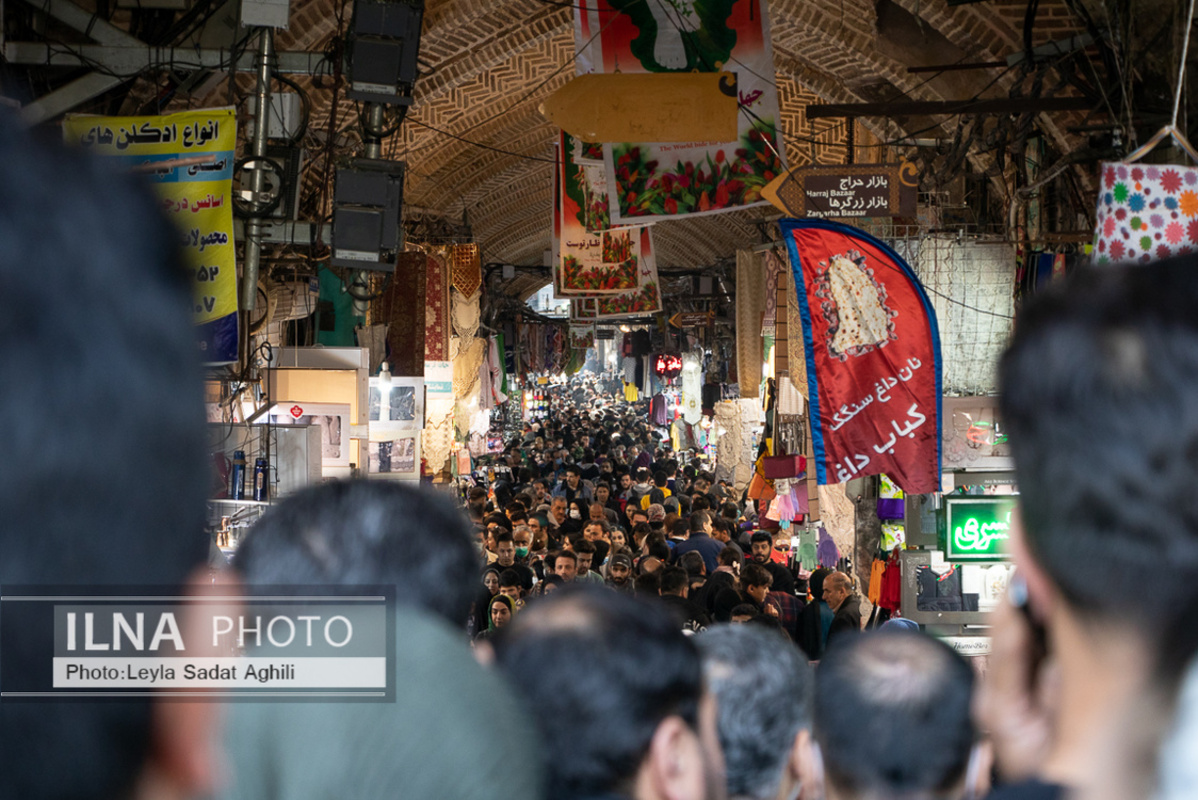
[241,27,274,313]
[350,102,387,316]
[362,102,385,159]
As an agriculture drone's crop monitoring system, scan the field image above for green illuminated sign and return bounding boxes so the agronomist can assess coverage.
[944,497,1016,562]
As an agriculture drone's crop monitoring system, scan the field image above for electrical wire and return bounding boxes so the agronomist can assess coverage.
[407,117,557,163]
[270,69,312,144]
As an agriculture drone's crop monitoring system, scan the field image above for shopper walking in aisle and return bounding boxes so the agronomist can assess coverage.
[493,588,727,800]
[224,481,541,800]
[802,630,987,800]
[823,571,862,646]
[0,115,223,800]
[980,258,1198,800]
[697,625,814,800]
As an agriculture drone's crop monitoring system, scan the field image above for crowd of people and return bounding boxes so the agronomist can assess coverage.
[7,113,1198,800]
[460,395,861,660]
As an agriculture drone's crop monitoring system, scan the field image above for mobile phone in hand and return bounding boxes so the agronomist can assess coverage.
[1008,573,1049,683]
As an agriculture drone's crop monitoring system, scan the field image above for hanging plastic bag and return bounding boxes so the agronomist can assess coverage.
[1093,120,1198,265]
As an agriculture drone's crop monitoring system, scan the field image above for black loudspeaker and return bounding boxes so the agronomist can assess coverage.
[331,158,406,272]
[346,0,424,105]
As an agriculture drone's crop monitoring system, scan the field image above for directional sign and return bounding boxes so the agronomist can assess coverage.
[670,311,715,328]
[541,72,739,144]
[762,160,920,219]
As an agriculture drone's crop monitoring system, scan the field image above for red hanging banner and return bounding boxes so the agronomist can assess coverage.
[780,219,942,494]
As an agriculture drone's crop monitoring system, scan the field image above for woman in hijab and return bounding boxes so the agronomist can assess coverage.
[470,567,501,637]
[475,593,515,641]
[560,499,585,537]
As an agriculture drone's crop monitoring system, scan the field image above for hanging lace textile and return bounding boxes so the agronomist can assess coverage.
[681,353,702,424]
[450,243,482,297]
[736,249,766,398]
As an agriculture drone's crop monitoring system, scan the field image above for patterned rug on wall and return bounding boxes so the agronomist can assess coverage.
[378,251,427,376]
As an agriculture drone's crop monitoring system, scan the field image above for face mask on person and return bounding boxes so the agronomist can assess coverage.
[516,546,530,558]
[569,509,582,520]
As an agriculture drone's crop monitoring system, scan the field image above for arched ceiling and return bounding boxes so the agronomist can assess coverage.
[3,0,1178,283]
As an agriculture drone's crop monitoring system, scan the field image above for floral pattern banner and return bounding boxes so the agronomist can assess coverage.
[595,227,663,318]
[569,324,596,350]
[574,0,785,224]
[571,298,599,320]
[559,132,647,294]
[565,133,615,231]
[1092,161,1198,264]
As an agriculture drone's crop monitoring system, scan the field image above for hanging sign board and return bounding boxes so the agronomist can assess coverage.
[542,73,739,144]
[764,161,919,219]
[670,311,715,328]
[943,496,1016,562]
[63,109,239,364]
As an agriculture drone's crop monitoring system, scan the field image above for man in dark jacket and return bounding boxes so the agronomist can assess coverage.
[658,566,711,633]
[824,571,862,646]
[671,511,725,573]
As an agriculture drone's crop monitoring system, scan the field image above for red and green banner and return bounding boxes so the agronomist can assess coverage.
[571,298,598,320]
[558,131,645,294]
[569,324,596,350]
[574,0,785,223]
[781,218,942,494]
[595,228,662,318]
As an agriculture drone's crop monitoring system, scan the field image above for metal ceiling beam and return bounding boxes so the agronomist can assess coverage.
[5,42,328,75]
[806,96,1094,119]
[11,0,326,123]
[20,71,131,125]
[13,0,145,123]
[29,0,142,45]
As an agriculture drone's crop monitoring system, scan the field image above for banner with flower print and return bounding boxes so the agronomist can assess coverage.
[558,131,649,294]
[595,228,663,318]
[564,132,613,232]
[569,324,596,351]
[1093,161,1198,264]
[571,298,599,320]
[574,0,785,224]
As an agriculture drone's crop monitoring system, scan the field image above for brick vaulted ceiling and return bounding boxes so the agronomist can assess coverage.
[9,0,1138,278]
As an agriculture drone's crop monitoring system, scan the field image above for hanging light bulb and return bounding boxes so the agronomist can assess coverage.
[379,361,392,384]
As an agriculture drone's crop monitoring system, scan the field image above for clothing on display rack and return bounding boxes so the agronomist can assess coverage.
[651,393,669,426]
[868,556,886,605]
[797,527,818,572]
[631,329,651,359]
[816,527,840,569]
[915,565,977,612]
[879,551,902,611]
[960,562,1014,608]
[701,383,721,416]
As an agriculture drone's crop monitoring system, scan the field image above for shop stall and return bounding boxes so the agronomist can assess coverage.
[891,396,1015,655]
